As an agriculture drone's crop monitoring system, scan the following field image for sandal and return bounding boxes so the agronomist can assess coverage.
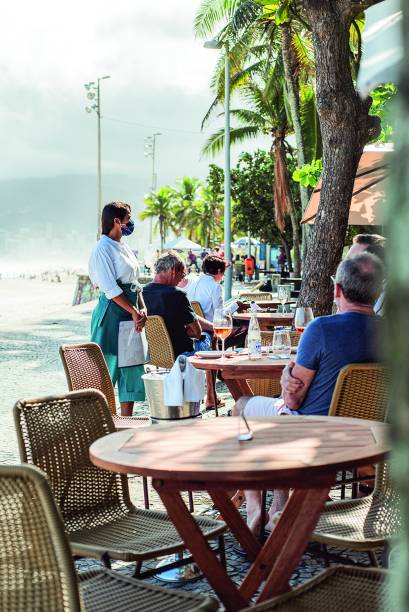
[205,400,226,411]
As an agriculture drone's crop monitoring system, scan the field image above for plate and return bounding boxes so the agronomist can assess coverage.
[195,351,223,359]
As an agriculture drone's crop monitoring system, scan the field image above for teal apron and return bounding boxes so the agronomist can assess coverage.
[91,282,145,402]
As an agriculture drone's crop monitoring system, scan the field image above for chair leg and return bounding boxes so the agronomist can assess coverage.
[134,560,143,577]
[340,470,346,499]
[352,468,359,499]
[219,535,226,568]
[142,477,150,509]
[101,552,111,568]
[259,490,267,543]
[188,491,195,513]
[368,550,380,567]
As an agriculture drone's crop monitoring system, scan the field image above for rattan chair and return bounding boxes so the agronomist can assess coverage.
[243,565,390,611]
[239,291,272,301]
[191,300,206,319]
[59,343,149,429]
[328,362,390,421]
[0,463,218,612]
[145,315,175,369]
[329,363,390,498]
[13,389,226,577]
[312,461,400,566]
[245,331,281,397]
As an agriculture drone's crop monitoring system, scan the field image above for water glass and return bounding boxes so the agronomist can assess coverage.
[277,285,292,312]
[271,329,291,359]
[271,274,281,296]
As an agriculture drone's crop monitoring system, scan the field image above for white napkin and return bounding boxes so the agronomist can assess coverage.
[183,359,206,402]
[163,358,184,406]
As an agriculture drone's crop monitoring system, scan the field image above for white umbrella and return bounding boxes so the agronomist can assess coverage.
[163,237,203,251]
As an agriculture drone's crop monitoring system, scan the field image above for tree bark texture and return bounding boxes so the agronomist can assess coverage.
[280,22,311,259]
[386,3,409,608]
[298,0,380,314]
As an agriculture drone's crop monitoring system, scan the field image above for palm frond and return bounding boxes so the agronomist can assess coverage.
[194,0,243,39]
[299,84,322,162]
[229,107,266,127]
[201,125,260,157]
[230,0,261,33]
[291,31,315,79]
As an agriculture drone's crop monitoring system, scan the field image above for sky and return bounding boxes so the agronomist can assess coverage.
[0,0,269,186]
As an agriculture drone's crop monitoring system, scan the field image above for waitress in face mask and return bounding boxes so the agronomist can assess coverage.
[89,201,147,416]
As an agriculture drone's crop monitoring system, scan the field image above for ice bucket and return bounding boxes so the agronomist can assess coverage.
[142,371,201,421]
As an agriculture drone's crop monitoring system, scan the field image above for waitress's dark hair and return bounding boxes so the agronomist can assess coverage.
[101,202,131,235]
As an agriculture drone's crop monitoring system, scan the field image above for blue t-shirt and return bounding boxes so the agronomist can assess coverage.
[296,312,382,416]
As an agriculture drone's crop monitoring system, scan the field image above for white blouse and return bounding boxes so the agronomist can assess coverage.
[187,274,223,322]
[89,234,140,299]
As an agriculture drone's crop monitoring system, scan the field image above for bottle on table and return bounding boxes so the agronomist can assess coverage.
[248,313,262,360]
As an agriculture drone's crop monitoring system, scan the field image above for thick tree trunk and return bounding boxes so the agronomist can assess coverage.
[298,2,380,315]
[387,5,409,609]
[280,22,310,260]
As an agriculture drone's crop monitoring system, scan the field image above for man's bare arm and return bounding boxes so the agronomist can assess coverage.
[282,363,316,409]
[185,320,202,340]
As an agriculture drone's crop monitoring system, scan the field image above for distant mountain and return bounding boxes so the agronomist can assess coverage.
[0,174,149,234]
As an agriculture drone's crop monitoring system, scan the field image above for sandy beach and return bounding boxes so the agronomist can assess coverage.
[0,277,95,463]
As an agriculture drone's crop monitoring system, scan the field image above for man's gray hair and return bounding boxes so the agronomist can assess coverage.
[335,252,384,305]
[154,250,184,274]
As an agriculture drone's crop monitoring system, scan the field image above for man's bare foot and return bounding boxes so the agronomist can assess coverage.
[247,510,269,535]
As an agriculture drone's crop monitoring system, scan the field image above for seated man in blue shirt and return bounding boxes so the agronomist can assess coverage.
[233,252,383,532]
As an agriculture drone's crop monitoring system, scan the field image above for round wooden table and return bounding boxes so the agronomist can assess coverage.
[90,416,390,611]
[233,311,294,330]
[189,353,290,400]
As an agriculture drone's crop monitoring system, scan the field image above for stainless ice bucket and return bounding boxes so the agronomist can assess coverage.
[142,371,201,421]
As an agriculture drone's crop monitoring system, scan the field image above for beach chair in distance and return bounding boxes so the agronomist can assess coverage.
[59,342,151,508]
[0,463,218,612]
[13,389,226,579]
[243,566,390,611]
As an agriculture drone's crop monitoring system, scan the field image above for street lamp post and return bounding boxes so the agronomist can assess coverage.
[85,75,111,240]
[144,132,162,245]
[204,39,232,300]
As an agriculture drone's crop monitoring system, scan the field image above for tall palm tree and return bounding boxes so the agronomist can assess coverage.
[183,186,224,247]
[202,72,302,275]
[170,177,203,237]
[139,187,176,251]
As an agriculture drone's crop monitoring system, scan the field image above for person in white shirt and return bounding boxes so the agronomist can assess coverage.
[89,202,147,416]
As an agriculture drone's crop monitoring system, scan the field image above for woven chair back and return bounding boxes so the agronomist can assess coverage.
[239,292,272,301]
[191,301,205,319]
[145,315,175,369]
[0,464,82,611]
[328,363,390,421]
[13,390,132,534]
[59,343,116,415]
[245,331,281,397]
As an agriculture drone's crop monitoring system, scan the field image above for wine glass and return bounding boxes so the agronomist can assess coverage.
[294,307,314,336]
[277,285,291,313]
[213,308,233,359]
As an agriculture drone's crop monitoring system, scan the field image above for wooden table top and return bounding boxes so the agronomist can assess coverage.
[90,416,390,485]
[233,312,294,324]
[188,353,289,377]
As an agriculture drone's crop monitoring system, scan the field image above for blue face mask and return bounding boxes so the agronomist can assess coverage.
[121,220,134,236]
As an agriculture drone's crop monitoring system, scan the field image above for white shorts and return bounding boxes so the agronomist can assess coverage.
[244,396,299,418]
